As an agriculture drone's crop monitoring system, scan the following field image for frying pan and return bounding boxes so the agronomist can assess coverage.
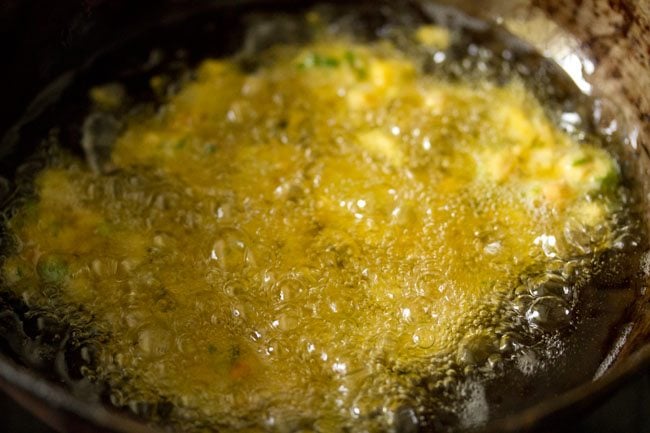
[0,0,649,432]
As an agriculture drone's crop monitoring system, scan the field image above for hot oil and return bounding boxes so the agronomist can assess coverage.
[0,3,645,433]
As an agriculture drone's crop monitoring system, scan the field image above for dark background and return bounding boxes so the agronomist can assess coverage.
[2,369,649,433]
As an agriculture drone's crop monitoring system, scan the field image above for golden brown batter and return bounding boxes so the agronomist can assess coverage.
[2,29,623,432]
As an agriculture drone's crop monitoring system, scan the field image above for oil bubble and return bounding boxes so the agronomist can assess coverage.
[525,296,571,332]
[412,326,437,349]
[457,333,496,366]
[137,324,172,358]
[210,227,254,272]
[273,277,307,302]
[526,272,573,301]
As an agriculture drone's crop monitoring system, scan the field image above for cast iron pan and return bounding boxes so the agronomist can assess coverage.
[0,1,649,432]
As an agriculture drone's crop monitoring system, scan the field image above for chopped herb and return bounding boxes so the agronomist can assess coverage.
[36,254,68,285]
[96,221,112,236]
[320,56,340,68]
[344,50,368,79]
[344,51,356,66]
[175,137,188,150]
[230,344,241,363]
[207,344,217,354]
[299,53,340,69]
[572,156,592,166]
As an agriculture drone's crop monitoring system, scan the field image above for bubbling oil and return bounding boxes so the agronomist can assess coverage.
[0,4,642,433]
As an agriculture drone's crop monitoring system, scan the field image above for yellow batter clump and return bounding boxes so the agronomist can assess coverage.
[2,34,622,432]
